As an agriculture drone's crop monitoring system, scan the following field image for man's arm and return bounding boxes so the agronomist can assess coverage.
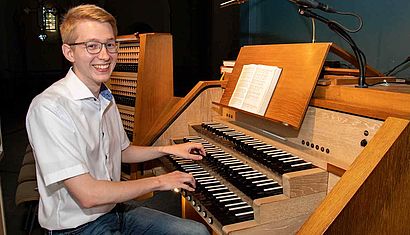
[121,142,206,163]
[65,141,206,208]
[64,170,196,208]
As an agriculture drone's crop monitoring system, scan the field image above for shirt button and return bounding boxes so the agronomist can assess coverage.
[105,154,108,160]
[102,132,105,138]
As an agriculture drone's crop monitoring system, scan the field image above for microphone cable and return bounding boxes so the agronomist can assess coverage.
[330,11,363,33]
[384,56,410,76]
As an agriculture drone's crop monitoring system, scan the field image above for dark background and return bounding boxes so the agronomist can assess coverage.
[0,0,241,129]
[1,0,409,130]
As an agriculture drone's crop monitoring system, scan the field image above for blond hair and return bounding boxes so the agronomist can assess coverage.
[60,4,117,44]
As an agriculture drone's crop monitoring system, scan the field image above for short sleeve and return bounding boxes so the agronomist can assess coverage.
[26,101,89,186]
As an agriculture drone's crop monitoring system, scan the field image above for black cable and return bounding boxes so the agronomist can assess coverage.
[385,56,410,76]
[333,11,363,33]
[328,21,367,84]
[299,8,367,87]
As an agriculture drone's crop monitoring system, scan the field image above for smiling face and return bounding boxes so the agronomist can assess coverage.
[62,20,117,96]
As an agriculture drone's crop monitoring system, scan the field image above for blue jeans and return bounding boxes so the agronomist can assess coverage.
[47,204,210,235]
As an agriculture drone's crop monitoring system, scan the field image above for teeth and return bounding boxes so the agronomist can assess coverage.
[94,64,109,69]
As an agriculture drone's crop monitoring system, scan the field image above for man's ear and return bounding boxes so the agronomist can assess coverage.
[62,44,75,63]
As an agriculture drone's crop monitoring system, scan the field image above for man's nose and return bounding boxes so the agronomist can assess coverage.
[97,44,110,59]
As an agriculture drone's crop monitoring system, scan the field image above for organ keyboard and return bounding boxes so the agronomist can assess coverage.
[198,123,313,175]
[163,117,329,234]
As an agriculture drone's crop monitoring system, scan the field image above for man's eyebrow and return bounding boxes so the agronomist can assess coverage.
[81,38,116,42]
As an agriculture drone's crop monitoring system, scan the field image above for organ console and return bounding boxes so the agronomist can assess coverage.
[140,43,410,234]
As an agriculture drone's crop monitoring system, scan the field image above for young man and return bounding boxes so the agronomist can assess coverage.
[26,4,209,234]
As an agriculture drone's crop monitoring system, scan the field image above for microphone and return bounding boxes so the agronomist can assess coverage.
[290,0,337,13]
[220,0,248,8]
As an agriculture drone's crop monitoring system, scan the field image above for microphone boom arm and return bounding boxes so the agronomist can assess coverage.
[298,8,367,88]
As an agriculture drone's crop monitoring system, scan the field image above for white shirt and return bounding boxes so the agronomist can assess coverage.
[26,68,130,230]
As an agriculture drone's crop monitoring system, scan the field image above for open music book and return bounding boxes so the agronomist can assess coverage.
[228,64,282,115]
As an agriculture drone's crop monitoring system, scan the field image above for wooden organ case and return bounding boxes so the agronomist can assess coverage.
[107,33,174,179]
[142,43,410,234]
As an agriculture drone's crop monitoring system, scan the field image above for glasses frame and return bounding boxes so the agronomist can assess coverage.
[68,40,119,55]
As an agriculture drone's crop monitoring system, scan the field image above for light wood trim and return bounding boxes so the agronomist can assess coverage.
[326,163,345,177]
[158,97,182,116]
[116,33,139,42]
[111,71,138,78]
[282,168,328,198]
[323,67,360,76]
[312,85,410,120]
[140,81,223,146]
[322,75,396,86]
[298,117,410,234]
[226,214,309,235]
[220,43,331,129]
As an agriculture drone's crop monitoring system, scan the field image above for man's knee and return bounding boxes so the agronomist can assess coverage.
[176,219,210,235]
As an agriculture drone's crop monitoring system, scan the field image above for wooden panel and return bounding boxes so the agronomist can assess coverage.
[153,86,223,146]
[133,33,174,145]
[289,107,383,170]
[226,214,309,235]
[312,85,410,120]
[221,192,326,235]
[282,168,328,198]
[254,193,326,230]
[321,75,395,86]
[221,106,383,171]
[140,81,223,146]
[298,117,410,234]
[220,43,331,129]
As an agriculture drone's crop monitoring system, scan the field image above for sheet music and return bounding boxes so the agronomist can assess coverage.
[229,64,282,115]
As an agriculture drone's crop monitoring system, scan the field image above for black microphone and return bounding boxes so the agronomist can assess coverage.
[290,0,337,13]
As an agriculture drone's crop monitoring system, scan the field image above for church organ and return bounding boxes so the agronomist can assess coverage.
[143,43,410,234]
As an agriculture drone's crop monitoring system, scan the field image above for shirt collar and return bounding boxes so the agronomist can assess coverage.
[65,67,113,101]
[99,83,113,101]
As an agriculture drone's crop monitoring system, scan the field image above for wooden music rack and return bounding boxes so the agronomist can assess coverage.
[218,43,332,129]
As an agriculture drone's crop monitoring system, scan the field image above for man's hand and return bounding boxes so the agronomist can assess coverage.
[156,171,196,191]
[162,142,206,160]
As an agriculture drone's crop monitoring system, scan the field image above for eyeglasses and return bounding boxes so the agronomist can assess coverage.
[68,40,119,54]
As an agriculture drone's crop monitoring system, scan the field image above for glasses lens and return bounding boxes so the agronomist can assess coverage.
[85,42,102,54]
[106,41,118,53]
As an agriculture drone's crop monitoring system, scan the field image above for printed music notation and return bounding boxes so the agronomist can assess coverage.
[228,64,282,116]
